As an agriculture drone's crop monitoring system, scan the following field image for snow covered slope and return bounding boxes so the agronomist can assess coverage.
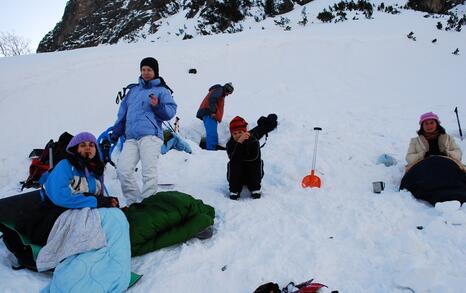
[0,6,465,293]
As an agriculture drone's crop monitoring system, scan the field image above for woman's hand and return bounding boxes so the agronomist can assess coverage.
[110,197,119,207]
[97,196,120,208]
[149,94,158,106]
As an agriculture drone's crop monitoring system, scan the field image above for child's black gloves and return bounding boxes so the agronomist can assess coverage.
[267,113,278,122]
[257,113,278,130]
[109,133,119,143]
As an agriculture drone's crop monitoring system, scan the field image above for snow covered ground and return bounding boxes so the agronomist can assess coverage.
[0,3,465,293]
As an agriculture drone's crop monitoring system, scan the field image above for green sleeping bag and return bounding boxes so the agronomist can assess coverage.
[124,191,215,256]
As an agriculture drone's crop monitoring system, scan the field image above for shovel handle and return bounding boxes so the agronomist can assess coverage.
[311,127,322,170]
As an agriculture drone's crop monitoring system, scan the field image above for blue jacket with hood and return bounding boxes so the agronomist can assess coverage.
[42,159,102,208]
[112,77,177,140]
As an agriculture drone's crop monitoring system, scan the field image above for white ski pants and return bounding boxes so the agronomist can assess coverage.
[117,135,162,206]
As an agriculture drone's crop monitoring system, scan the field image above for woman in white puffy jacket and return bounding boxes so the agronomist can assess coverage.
[405,112,462,170]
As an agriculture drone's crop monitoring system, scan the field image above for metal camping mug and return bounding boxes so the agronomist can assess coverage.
[372,181,385,193]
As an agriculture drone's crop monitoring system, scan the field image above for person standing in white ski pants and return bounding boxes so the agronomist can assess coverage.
[117,136,163,205]
[110,57,177,206]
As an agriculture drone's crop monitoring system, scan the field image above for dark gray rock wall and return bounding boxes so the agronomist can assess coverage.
[37,0,316,52]
[407,0,465,14]
[36,0,465,53]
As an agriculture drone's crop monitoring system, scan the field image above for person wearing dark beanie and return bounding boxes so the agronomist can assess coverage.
[226,114,278,200]
[110,57,177,206]
[140,57,159,78]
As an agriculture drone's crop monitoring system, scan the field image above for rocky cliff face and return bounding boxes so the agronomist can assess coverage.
[37,0,314,52]
[37,0,465,53]
[407,0,465,13]
[38,0,160,52]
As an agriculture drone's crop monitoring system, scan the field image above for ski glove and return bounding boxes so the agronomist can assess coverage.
[257,113,278,130]
[96,196,119,208]
[110,133,119,143]
[267,113,278,122]
[100,138,112,153]
[107,130,119,143]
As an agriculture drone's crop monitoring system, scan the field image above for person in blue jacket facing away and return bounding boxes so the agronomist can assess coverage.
[110,57,177,206]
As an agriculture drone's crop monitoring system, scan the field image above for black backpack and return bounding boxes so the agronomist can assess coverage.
[20,132,73,190]
[254,282,281,293]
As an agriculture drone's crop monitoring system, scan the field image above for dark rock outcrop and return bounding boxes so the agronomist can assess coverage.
[37,0,158,52]
[407,0,465,14]
[37,0,317,52]
[36,0,464,53]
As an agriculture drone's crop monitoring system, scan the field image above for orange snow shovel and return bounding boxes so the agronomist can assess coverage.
[302,127,322,188]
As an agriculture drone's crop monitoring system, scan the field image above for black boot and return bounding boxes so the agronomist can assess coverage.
[251,190,261,199]
[229,192,240,200]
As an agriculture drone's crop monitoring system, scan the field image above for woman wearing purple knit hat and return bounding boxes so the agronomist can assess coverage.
[2,132,120,247]
[405,112,462,169]
[42,131,120,209]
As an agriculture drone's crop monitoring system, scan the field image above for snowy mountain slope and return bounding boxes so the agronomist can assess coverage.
[39,0,465,52]
[1,8,466,293]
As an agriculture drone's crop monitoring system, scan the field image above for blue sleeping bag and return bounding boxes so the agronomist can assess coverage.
[40,208,131,293]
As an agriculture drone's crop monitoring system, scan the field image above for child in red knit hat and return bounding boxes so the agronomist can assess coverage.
[226,114,278,200]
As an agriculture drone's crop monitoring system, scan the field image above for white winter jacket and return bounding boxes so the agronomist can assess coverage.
[405,133,462,170]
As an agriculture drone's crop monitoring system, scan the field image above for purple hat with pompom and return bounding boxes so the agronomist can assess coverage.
[419,112,440,125]
[66,132,97,154]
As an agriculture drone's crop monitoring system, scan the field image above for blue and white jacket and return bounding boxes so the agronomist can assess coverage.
[42,159,104,209]
[112,77,177,140]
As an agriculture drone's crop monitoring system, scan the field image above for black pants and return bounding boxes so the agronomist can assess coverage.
[227,160,264,193]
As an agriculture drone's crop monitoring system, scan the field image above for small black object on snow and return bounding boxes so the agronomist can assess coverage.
[221,265,227,271]
[432,38,437,43]
[416,226,424,230]
[407,32,416,41]
[188,68,197,74]
[452,48,460,55]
